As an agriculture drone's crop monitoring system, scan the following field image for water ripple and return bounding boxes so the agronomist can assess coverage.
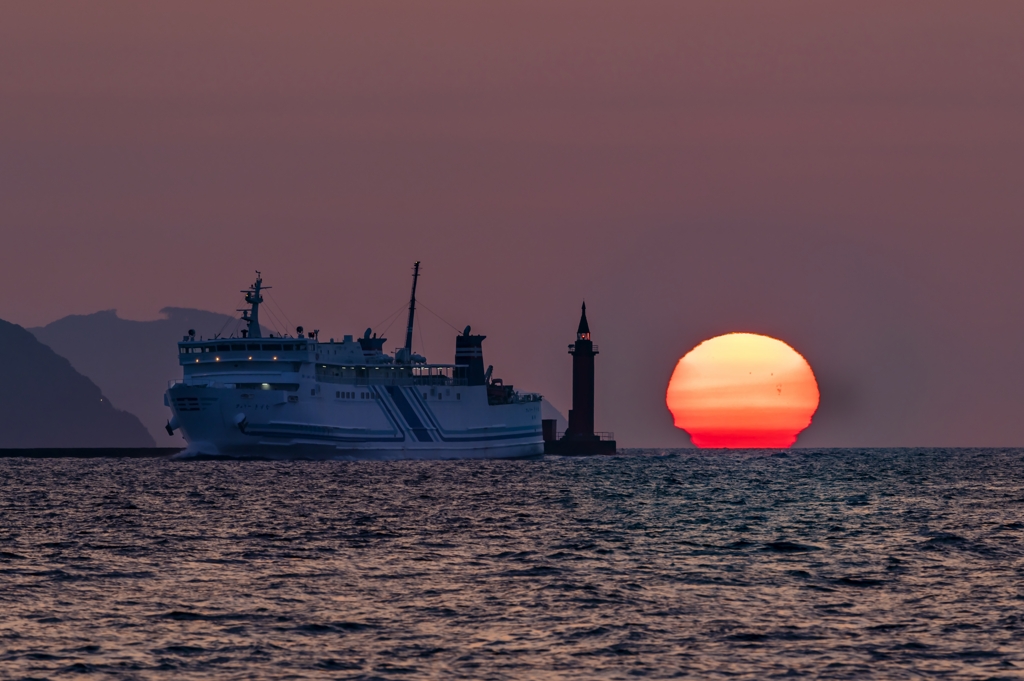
[0,448,1022,679]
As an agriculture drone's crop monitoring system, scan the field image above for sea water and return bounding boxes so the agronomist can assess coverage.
[1,449,1022,679]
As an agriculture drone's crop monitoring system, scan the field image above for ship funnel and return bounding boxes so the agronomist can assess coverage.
[358,333,387,358]
[455,331,487,385]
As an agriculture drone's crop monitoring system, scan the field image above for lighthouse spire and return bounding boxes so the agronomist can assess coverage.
[577,301,590,339]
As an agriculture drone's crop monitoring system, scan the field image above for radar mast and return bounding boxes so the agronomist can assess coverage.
[238,271,269,339]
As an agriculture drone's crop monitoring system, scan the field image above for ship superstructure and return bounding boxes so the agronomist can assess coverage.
[165,265,543,459]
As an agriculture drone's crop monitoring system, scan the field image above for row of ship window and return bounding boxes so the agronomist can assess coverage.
[332,391,376,399]
[425,388,459,400]
[314,389,461,400]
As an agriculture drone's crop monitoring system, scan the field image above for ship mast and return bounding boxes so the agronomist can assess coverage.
[238,271,269,339]
[403,261,421,355]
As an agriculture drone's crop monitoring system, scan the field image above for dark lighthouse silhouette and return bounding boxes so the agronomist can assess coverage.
[543,303,617,455]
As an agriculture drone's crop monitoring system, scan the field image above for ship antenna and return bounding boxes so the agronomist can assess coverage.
[403,261,421,355]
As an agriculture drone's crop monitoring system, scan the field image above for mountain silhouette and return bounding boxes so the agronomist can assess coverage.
[30,308,247,444]
[0,318,154,447]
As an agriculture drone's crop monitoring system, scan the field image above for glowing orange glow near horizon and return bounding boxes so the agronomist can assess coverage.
[666,333,820,448]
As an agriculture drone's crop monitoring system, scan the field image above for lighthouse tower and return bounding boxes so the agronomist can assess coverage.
[566,303,596,438]
[544,302,616,455]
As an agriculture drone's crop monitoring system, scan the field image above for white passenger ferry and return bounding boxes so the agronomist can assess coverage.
[165,264,543,459]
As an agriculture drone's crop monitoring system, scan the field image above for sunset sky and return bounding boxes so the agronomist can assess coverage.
[2,2,1023,446]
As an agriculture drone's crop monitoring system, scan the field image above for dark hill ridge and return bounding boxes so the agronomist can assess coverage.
[30,307,245,444]
[0,318,154,448]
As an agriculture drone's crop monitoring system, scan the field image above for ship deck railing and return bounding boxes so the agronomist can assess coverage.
[316,374,470,388]
[169,376,474,389]
[170,379,546,398]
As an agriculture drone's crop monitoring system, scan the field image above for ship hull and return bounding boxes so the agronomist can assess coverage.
[166,383,543,460]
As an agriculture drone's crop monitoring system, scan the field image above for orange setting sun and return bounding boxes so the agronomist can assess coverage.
[666,333,820,448]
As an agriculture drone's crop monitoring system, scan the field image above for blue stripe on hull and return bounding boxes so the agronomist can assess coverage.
[244,423,403,443]
[385,386,434,442]
[180,441,544,460]
[407,389,541,443]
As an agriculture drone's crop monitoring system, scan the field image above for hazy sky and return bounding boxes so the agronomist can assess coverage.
[2,2,1023,447]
